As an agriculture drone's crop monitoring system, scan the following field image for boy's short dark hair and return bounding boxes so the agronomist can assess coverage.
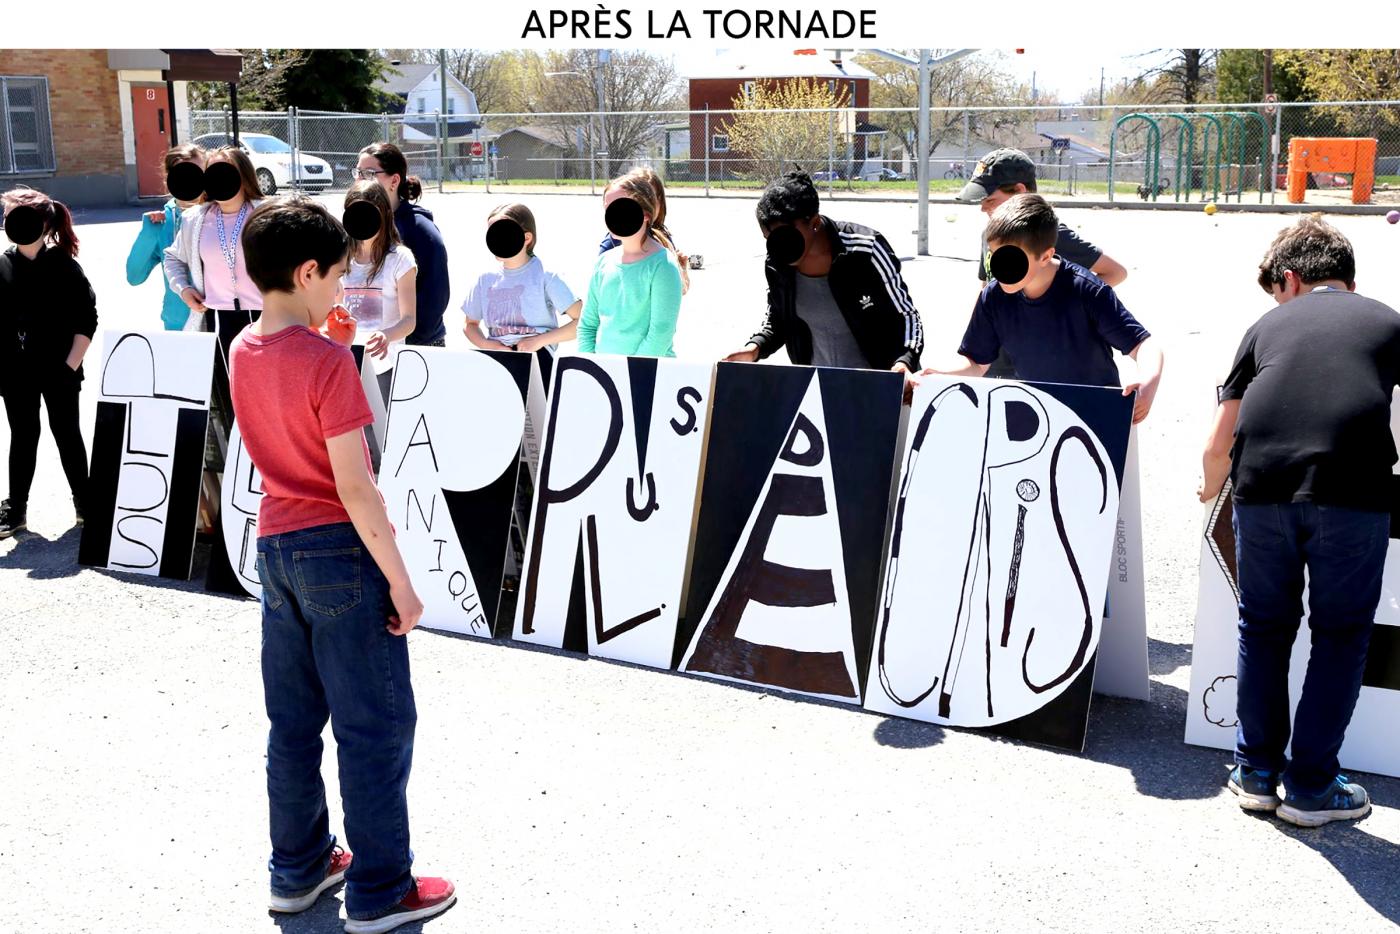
[242,197,349,294]
[984,193,1058,255]
[1256,215,1356,292]
[756,171,820,230]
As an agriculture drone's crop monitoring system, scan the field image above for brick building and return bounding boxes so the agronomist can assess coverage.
[0,49,240,207]
[686,50,878,180]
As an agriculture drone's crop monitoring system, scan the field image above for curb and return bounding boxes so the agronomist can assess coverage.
[440,185,1397,216]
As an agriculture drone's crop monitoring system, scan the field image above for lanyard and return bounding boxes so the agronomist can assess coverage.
[214,203,250,311]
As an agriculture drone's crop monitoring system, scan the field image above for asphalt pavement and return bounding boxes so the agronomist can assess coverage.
[3,192,1399,933]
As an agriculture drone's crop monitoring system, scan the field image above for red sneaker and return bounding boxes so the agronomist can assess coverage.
[269,846,353,913]
[344,876,457,933]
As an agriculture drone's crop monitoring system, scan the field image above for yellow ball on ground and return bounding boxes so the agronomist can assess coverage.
[1204,202,1218,215]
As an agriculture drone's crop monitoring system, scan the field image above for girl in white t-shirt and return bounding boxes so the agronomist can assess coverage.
[462,203,581,356]
[342,181,417,400]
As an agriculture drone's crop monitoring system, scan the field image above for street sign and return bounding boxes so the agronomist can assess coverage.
[489,143,498,156]
[1051,137,1070,151]
[469,141,484,158]
[1264,93,1278,117]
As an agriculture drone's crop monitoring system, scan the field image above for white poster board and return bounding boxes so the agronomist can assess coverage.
[1184,482,1400,778]
[379,346,538,637]
[79,331,216,579]
[1093,428,1151,700]
[513,354,711,669]
[865,376,1124,734]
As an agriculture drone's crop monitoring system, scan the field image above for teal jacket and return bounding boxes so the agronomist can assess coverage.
[126,199,190,330]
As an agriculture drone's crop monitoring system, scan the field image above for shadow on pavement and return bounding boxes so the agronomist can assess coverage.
[0,526,83,579]
[68,205,160,226]
[1277,821,1400,923]
[269,892,444,934]
[872,717,945,749]
[269,892,344,933]
[1149,637,1192,676]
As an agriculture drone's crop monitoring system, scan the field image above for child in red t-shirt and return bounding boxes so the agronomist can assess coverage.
[229,198,455,933]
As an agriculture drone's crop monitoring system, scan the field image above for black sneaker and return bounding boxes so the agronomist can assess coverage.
[0,500,27,539]
[1278,774,1371,827]
[1228,765,1281,811]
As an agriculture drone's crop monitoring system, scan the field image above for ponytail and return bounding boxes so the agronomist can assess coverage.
[49,200,79,258]
[360,142,424,202]
[1,187,79,257]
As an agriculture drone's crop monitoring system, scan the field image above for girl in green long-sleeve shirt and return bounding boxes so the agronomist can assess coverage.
[577,169,684,357]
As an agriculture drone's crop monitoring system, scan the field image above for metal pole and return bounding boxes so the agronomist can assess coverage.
[590,111,597,195]
[917,49,930,256]
[229,83,240,144]
[1269,104,1283,204]
[596,50,608,183]
[434,109,444,194]
[166,79,179,145]
[704,106,711,196]
[962,111,971,171]
[381,112,389,143]
[438,49,449,192]
[827,109,835,195]
[287,106,298,190]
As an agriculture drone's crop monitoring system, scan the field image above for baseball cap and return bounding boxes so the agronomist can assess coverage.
[957,149,1037,203]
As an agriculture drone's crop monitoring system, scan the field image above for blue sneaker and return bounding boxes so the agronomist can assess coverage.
[1277,775,1371,828]
[1228,765,1281,811]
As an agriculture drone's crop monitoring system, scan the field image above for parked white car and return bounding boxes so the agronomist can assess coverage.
[192,132,334,195]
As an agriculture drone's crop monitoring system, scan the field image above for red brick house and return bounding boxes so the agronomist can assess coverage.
[686,50,878,179]
[0,49,240,207]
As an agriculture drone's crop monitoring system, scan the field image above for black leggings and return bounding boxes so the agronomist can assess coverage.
[4,371,88,508]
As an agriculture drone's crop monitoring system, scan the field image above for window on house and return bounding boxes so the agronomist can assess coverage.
[742,80,755,100]
[447,99,456,114]
[0,76,56,174]
[417,96,427,112]
[712,134,729,153]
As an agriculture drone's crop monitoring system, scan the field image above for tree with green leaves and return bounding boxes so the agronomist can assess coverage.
[190,50,391,112]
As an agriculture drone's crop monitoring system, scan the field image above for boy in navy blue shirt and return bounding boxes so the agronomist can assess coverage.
[921,194,1163,423]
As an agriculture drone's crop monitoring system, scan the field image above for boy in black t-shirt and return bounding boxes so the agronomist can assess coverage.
[919,194,1163,424]
[1199,216,1397,827]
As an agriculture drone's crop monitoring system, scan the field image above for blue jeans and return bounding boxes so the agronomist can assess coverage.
[1233,502,1388,796]
[256,522,416,917]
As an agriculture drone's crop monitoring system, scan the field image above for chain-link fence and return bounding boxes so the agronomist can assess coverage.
[191,100,1400,206]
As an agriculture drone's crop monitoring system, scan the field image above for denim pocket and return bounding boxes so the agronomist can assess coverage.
[1316,507,1389,559]
[292,547,363,617]
[255,552,284,611]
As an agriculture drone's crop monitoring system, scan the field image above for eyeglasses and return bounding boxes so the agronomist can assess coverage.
[351,168,388,180]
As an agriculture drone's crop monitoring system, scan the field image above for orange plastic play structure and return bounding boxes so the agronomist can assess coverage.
[1287,137,1377,204]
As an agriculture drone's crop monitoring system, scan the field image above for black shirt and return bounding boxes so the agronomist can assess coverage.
[0,244,98,391]
[1222,288,1400,511]
[393,200,449,345]
[959,259,1148,388]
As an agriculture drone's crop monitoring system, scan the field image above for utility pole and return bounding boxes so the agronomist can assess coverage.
[868,48,977,256]
[438,48,449,193]
[1263,49,1273,97]
[1099,67,1105,107]
[596,49,609,182]
[917,50,930,256]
